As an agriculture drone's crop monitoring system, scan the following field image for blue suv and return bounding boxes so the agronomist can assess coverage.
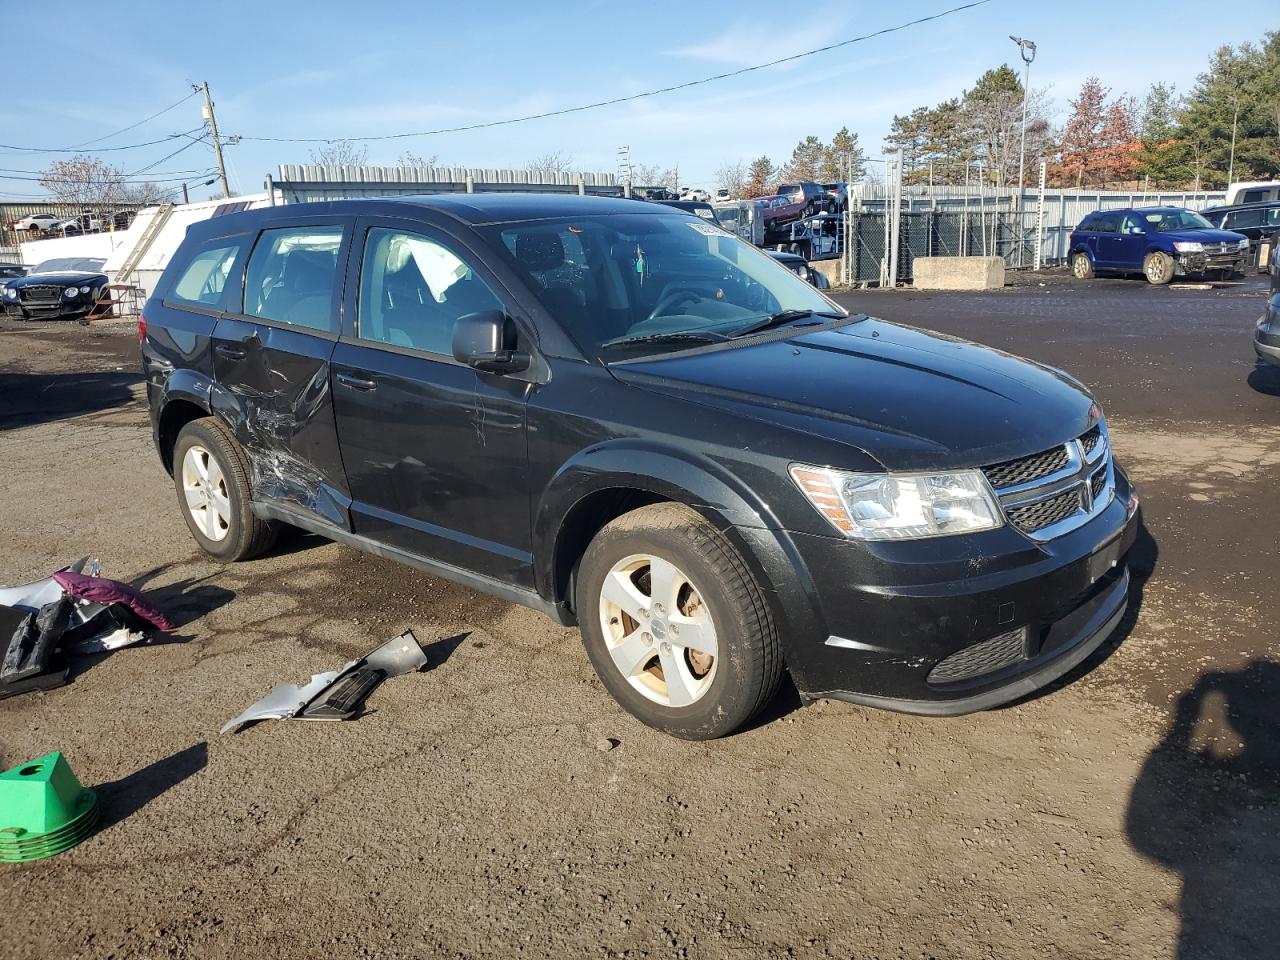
[1068,207,1249,285]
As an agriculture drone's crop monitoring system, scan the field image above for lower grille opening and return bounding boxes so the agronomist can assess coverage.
[927,627,1028,686]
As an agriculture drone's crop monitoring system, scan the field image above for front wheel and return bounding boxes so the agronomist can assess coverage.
[576,503,782,739]
[1071,252,1094,279]
[1144,251,1174,285]
[173,418,277,562]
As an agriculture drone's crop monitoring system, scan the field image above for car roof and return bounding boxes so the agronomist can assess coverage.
[1202,200,1280,214]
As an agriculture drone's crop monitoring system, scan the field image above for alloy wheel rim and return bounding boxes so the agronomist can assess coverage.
[181,445,231,542]
[598,553,718,707]
[1074,255,1089,278]
[1148,258,1165,282]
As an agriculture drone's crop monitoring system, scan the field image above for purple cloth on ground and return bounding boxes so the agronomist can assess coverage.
[51,572,175,632]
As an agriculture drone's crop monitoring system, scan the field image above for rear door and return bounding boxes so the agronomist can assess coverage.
[210,216,354,528]
[1090,213,1122,268]
[329,215,536,586]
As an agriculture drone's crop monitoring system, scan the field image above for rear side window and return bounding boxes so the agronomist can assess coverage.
[1094,214,1120,233]
[243,225,343,331]
[170,240,244,306]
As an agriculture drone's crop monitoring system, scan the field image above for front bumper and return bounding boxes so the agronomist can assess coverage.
[782,465,1141,715]
[2,299,94,320]
[1256,315,1280,366]
[1176,251,1248,276]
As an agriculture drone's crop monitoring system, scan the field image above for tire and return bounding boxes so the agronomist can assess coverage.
[575,503,783,740]
[1144,251,1174,285]
[1071,252,1094,280]
[172,418,277,562]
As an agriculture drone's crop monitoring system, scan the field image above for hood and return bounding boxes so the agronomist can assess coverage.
[1173,228,1248,243]
[6,271,107,287]
[610,318,1097,471]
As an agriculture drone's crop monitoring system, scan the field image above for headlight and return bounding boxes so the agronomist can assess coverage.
[1238,239,1250,250]
[79,285,91,294]
[790,465,1003,540]
[4,288,15,299]
[63,287,78,298]
[1173,241,1203,253]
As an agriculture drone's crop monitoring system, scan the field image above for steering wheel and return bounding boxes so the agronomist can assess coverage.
[647,285,705,322]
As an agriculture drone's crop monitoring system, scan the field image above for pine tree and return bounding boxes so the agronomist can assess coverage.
[1057,76,1108,186]
[780,136,825,181]
[819,127,865,183]
[744,156,776,198]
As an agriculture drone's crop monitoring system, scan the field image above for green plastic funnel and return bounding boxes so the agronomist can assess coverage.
[0,752,99,862]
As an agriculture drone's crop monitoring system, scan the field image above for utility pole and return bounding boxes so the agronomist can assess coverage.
[198,81,231,199]
[1009,36,1037,212]
[1228,96,1239,187]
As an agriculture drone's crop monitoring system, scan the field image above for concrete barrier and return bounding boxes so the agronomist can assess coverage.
[912,256,1005,291]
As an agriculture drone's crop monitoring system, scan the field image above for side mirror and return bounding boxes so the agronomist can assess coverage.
[452,310,529,374]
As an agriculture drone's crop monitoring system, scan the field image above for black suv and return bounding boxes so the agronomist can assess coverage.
[143,194,1140,739]
[775,181,834,215]
[1200,201,1280,273]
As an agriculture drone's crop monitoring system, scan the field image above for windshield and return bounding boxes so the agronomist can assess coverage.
[31,257,105,274]
[487,213,844,358]
[1144,210,1213,232]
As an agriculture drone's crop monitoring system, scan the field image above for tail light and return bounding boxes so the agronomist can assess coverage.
[137,311,146,344]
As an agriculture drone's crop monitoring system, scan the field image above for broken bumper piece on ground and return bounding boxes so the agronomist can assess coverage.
[220,630,427,735]
[0,559,171,699]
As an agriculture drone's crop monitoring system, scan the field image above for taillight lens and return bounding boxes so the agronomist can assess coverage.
[137,312,146,344]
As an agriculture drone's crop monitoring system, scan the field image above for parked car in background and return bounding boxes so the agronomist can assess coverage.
[10,213,64,235]
[714,188,732,203]
[655,200,829,287]
[1253,241,1280,367]
[772,213,842,262]
[144,193,1137,738]
[822,182,849,213]
[775,181,835,216]
[1198,201,1280,272]
[1,256,108,320]
[0,262,28,281]
[680,187,711,202]
[1068,207,1249,284]
[756,193,809,235]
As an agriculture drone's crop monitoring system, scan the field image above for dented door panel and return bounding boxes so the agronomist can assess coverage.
[210,316,351,528]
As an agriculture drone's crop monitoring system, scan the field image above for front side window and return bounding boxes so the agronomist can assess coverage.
[171,241,243,306]
[243,225,343,331]
[358,228,502,355]
[1119,215,1146,235]
[1093,214,1120,233]
[489,212,842,358]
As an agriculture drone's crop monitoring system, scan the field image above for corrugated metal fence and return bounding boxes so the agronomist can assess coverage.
[274,164,624,203]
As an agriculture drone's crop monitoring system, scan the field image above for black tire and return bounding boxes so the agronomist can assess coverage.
[575,503,783,739]
[172,418,277,562]
[1144,251,1174,285]
[1071,252,1094,280]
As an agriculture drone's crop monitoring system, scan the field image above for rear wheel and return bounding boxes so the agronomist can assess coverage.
[576,503,782,739]
[1071,252,1094,279]
[1144,251,1174,285]
[173,418,276,562]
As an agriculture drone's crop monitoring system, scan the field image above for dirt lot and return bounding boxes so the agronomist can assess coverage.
[1,274,1277,960]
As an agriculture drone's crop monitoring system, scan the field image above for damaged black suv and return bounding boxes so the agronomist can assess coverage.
[143,195,1140,739]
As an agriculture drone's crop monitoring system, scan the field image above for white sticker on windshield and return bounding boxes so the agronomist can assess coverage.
[686,221,723,237]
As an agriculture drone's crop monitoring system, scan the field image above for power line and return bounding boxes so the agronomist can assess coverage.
[0,170,217,184]
[63,90,201,150]
[0,125,208,154]
[125,132,211,178]
[236,1,992,144]
[0,165,209,177]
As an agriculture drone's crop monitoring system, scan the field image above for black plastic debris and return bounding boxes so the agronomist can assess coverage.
[220,631,428,735]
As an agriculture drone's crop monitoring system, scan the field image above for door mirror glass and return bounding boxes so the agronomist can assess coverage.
[452,309,529,373]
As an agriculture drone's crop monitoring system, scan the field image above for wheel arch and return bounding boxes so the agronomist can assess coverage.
[154,370,216,474]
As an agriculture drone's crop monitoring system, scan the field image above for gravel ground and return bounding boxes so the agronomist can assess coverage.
[0,275,1276,960]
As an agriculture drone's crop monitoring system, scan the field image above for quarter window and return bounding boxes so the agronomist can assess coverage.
[171,240,243,306]
[243,226,343,331]
[357,228,502,355]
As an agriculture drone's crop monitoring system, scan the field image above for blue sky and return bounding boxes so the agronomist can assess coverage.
[3,1,1265,202]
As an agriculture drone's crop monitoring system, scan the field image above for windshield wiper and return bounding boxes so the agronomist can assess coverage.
[601,330,730,350]
[728,309,844,339]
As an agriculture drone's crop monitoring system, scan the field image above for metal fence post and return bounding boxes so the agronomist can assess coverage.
[888,153,902,287]
[1034,160,1046,271]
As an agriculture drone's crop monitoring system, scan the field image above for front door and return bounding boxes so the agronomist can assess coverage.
[1113,214,1148,271]
[329,217,535,587]
[210,218,353,528]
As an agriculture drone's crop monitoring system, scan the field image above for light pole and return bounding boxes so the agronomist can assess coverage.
[1009,35,1036,210]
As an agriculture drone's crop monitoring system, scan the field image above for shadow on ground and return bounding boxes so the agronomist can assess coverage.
[0,370,140,430]
[97,742,208,829]
[1127,660,1280,959]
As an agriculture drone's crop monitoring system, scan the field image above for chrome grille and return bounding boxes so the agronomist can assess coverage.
[982,445,1069,488]
[19,285,62,303]
[983,423,1113,540]
[1007,489,1081,533]
[927,627,1027,685]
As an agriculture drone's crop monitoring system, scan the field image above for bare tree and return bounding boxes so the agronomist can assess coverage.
[525,151,575,181]
[714,160,747,198]
[309,139,369,166]
[961,66,1052,188]
[397,150,439,168]
[38,154,165,207]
